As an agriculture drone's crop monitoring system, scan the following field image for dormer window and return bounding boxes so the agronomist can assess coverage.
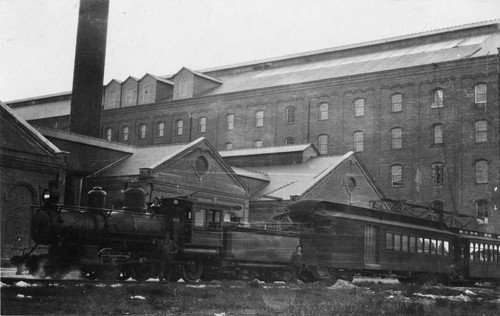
[179,79,188,97]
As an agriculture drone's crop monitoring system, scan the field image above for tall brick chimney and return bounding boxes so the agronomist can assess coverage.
[69,0,110,137]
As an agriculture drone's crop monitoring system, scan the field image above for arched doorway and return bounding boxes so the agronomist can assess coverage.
[1,184,35,264]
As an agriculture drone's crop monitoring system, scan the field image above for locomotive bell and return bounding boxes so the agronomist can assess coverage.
[123,187,147,212]
[88,187,107,209]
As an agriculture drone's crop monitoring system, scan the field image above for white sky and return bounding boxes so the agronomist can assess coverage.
[1,0,499,101]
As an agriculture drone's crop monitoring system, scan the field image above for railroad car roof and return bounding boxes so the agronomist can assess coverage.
[287,200,453,234]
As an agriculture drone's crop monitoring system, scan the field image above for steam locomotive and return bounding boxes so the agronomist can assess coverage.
[11,185,500,284]
[12,185,300,282]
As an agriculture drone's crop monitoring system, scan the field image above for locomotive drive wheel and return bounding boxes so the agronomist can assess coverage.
[181,260,203,282]
[116,266,132,281]
[132,251,156,281]
[96,264,121,280]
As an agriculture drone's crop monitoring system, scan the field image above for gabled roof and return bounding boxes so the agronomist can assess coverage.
[122,76,139,84]
[0,102,65,155]
[219,144,315,158]
[105,79,123,87]
[148,74,174,85]
[93,137,245,194]
[174,67,223,84]
[247,152,385,201]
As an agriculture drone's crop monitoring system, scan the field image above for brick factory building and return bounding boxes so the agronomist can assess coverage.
[7,20,500,231]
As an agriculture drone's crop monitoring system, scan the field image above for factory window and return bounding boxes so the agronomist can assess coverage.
[354,99,364,117]
[432,123,443,145]
[225,142,233,150]
[475,83,487,104]
[226,114,234,130]
[126,88,134,105]
[319,103,329,120]
[476,200,488,221]
[285,137,295,145]
[431,89,444,108]
[139,124,147,139]
[199,117,207,133]
[391,94,402,112]
[391,165,402,187]
[318,135,328,155]
[122,126,129,141]
[176,120,183,135]
[179,79,188,97]
[256,111,264,127]
[475,160,488,183]
[391,127,402,149]
[157,122,165,137]
[431,163,444,185]
[353,131,363,152]
[255,140,263,148]
[286,106,295,123]
[475,120,487,143]
[105,128,112,141]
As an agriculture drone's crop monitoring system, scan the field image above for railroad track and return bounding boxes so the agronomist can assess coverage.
[0,276,170,286]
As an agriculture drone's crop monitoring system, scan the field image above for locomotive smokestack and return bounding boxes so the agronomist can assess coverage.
[69,0,110,137]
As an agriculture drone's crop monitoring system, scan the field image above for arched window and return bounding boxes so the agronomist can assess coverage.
[391,165,402,187]
[431,89,444,108]
[256,111,264,127]
[391,94,402,112]
[318,135,328,155]
[225,142,233,150]
[474,83,487,104]
[139,124,147,139]
[286,106,295,123]
[354,99,364,117]
[353,131,364,152]
[475,120,487,143]
[199,117,207,133]
[122,126,129,141]
[391,127,402,149]
[319,103,329,120]
[176,120,183,135]
[254,140,263,148]
[285,137,295,145]
[157,122,165,137]
[433,124,443,145]
[105,128,112,141]
[226,114,234,130]
[475,160,488,183]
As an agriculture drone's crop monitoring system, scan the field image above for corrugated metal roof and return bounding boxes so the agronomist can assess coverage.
[202,33,498,96]
[250,153,352,200]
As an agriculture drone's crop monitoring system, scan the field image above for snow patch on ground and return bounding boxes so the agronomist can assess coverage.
[130,295,146,300]
[414,293,472,302]
[16,294,32,299]
[327,280,358,290]
[14,281,31,287]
